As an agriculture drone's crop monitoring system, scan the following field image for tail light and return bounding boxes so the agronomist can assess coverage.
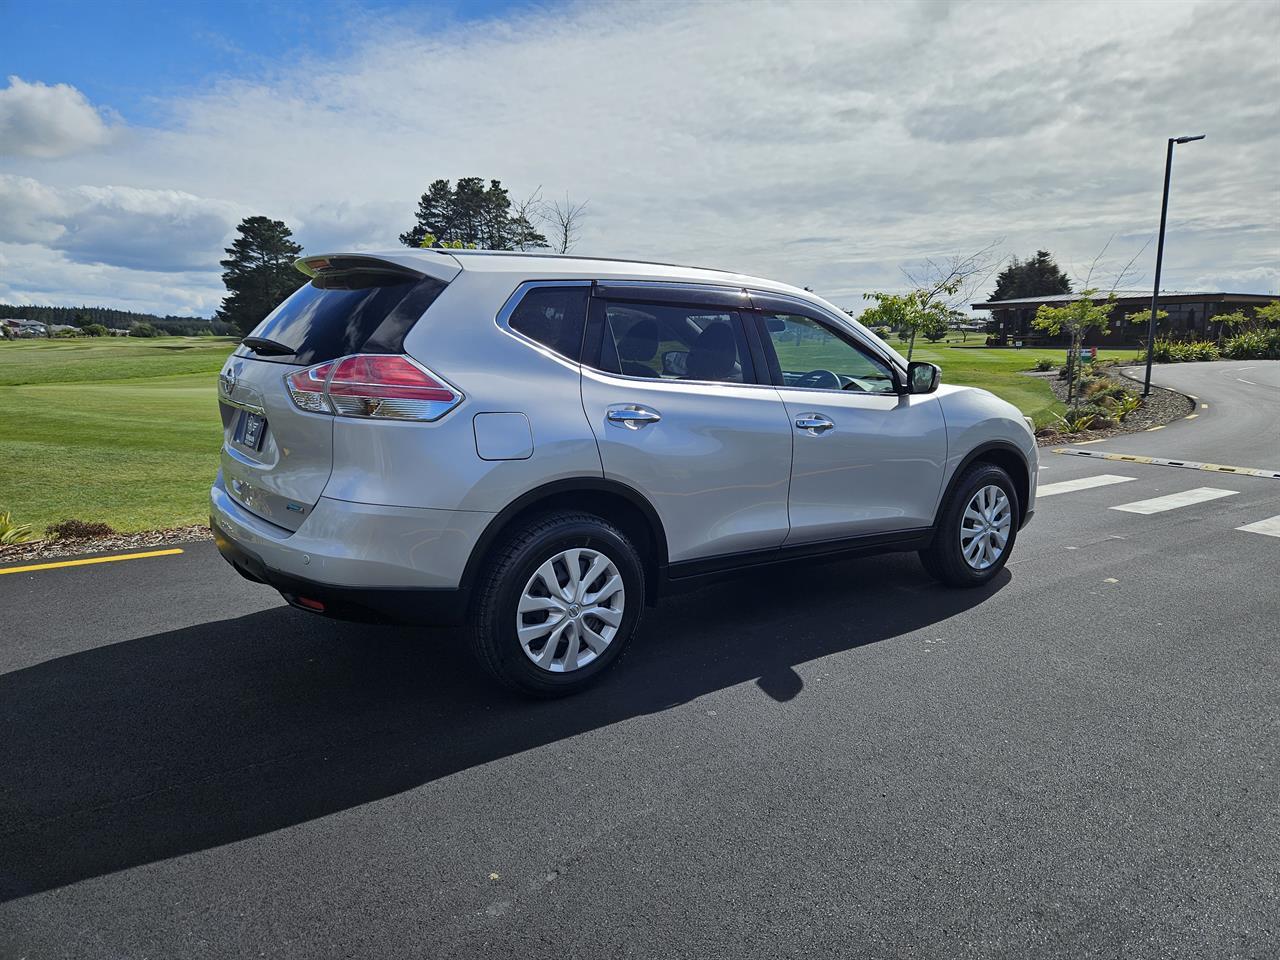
[285,361,334,412]
[284,355,462,421]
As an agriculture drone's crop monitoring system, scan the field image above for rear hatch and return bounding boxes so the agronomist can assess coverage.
[217,253,459,531]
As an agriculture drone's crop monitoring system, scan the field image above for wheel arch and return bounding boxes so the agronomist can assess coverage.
[933,440,1032,529]
[460,477,670,605]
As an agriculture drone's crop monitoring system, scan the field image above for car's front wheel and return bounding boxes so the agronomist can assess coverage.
[469,511,645,696]
[919,462,1019,587]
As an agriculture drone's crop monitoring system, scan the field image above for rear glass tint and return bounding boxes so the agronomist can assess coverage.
[240,271,447,365]
[508,286,589,360]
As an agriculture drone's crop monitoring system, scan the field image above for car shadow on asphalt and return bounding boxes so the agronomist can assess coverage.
[0,552,1007,901]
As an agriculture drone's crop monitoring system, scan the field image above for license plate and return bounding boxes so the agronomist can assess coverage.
[240,411,267,451]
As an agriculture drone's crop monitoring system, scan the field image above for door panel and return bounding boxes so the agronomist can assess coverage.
[779,391,947,542]
[580,297,793,563]
[581,369,793,561]
[756,309,947,543]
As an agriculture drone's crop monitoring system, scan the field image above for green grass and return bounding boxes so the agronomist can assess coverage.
[907,340,1142,424]
[0,333,1142,535]
[0,338,233,533]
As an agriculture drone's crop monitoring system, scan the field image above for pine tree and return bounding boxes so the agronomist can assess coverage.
[216,216,306,335]
[399,178,547,250]
[990,250,1072,302]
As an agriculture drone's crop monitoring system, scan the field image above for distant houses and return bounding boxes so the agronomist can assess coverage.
[1,318,49,338]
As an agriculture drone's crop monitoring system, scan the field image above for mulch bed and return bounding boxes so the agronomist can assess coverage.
[0,524,212,565]
[1029,365,1194,447]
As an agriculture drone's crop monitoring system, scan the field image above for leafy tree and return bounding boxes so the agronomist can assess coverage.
[990,250,1072,301]
[82,323,108,337]
[1124,307,1168,341]
[128,322,163,338]
[1256,300,1280,327]
[216,216,307,335]
[860,245,998,360]
[1033,290,1116,402]
[399,177,548,250]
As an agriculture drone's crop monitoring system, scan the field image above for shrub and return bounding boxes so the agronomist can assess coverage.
[1223,328,1280,360]
[1034,358,1055,372]
[54,327,85,338]
[46,519,115,540]
[1148,338,1220,363]
[0,511,36,544]
[129,322,163,338]
[1112,394,1142,422]
[83,323,109,337]
[1080,377,1113,399]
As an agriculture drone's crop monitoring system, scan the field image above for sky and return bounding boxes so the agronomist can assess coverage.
[1,0,1277,318]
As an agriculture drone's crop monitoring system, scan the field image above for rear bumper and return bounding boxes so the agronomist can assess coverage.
[210,474,491,625]
[211,517,467,624]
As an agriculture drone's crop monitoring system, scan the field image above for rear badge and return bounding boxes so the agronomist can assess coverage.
[286,502,305,513]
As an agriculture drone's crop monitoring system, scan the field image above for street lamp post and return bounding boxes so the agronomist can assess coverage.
[1143,134,1205,397]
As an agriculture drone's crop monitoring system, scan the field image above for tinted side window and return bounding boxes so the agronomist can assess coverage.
[508,286,590,361]
[241,271,447,365]
[594,301,753,384]
[761,313,898,394]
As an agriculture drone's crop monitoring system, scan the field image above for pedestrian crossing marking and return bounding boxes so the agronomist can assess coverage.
[1237,516,1280,538]
[1053,448,1280,480]
[1038,474,1136,497]
[1111,487,1239,515]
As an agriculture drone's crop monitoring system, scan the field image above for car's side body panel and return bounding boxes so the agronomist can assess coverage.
[934,385,1039,517]
[579,365,794,563]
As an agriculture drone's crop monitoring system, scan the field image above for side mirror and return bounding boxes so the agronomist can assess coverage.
[764,317,787,334]
[907,361,940,394]
[661,350,688,377]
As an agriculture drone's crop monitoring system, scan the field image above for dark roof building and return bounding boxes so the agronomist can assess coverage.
[971,290,1276,347]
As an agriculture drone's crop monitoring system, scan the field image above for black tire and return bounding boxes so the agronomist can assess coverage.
[469,511,645,697]
[918,462,1020,587]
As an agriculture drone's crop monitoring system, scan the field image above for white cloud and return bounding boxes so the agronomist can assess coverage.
[0,175,245,272]
[0,76,114,158]
[1,0,1277,315]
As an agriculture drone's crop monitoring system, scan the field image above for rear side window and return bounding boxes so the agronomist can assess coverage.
[241,271,447,365]
[593,300,754,384]
[508,286,589,360]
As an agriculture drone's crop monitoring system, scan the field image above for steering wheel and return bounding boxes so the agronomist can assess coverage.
[795,369,841,389]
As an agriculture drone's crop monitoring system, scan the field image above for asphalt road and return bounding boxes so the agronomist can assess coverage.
[2,362,1277,959]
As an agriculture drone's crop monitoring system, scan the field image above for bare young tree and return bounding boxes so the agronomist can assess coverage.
[544,195,589,254]
[868,241,1003,360]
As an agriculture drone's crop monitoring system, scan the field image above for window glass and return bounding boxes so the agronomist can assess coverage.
[242,272,447,365]
[508,286,590,360]
[595,302,752,383]
[762,313,897,394]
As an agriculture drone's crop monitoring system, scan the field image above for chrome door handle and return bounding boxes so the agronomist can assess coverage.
[794,413,834,434]
[607,405,662,429]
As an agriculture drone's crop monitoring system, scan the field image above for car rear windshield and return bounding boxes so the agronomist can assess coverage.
[238,269,448,365]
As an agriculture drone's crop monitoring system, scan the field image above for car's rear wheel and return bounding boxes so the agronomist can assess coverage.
[919,462,1019,587]
[469,511,645,696]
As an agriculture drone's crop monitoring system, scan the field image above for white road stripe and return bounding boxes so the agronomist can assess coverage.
[1038,474,1137,497]
[1237,515,1280,538]
[1110,487,1239,515]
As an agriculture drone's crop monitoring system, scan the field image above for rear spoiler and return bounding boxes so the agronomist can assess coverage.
[294,250,462,285]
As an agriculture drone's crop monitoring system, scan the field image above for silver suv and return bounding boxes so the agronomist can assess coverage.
[212,250,1037,695]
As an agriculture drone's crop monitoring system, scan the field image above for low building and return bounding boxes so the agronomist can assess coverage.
[1,318,48,337]
[972,291,1275,347]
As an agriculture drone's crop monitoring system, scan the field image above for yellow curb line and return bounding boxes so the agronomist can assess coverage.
[1051,449,1280,480]
[0,548,184,576]
[1185,413,1199,419]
